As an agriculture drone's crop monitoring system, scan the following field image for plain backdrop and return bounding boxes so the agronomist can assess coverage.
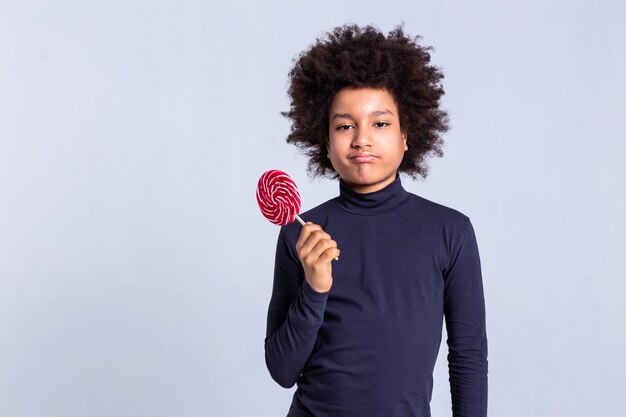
[1,1,625,416]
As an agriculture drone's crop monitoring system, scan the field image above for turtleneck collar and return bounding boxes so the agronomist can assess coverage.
[335,174,410,215]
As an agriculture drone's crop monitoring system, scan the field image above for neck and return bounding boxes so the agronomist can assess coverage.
[335,174,410,215]
[342,174,398,194]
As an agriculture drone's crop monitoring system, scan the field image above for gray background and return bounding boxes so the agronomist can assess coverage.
[1,0,625,416]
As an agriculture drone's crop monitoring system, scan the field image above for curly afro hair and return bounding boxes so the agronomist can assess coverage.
[282,24,449,179]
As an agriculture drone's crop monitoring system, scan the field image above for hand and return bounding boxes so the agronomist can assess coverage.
[295,222,340,293]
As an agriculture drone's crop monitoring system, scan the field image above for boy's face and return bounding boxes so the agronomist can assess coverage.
[327,87,407,194]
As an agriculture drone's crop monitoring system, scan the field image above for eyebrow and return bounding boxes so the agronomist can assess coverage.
[331,109,394,120]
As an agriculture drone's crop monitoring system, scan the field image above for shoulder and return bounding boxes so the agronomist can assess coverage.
[402,192,476,256]
[406,192,470,226]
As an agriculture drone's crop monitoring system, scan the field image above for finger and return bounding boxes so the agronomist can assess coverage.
[321,247,341,264]
[303,240,338,269]
[300,230,332,258]
[296,223,323,253]
[308,238,338,262]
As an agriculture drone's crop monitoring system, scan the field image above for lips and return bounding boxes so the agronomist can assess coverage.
[349,152,377,163]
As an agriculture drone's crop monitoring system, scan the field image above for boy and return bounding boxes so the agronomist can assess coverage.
[264,24,488,417]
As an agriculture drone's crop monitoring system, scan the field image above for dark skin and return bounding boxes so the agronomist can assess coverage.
[283,24,448,180]
[296,223,339,293]
[287,26,448,294]
[296,87,408,294]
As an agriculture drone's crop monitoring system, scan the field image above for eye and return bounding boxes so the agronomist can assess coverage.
[335,124,353,131]
[374,122,389,128]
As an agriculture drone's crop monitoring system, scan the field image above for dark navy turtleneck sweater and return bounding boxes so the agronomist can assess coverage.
[265,176,488,417]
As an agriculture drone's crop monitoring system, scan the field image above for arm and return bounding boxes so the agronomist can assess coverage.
[443,218,488,417]
[264,228,330,388]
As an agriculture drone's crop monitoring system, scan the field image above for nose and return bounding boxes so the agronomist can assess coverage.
[351,127,372,149]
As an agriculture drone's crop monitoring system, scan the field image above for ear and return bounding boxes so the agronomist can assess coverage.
[402,132,408,151]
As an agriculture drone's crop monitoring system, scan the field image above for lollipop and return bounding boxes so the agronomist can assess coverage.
[256,170,305,226]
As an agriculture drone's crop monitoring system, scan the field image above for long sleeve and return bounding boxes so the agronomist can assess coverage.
[443,218,488,417]
[264,228,329,388]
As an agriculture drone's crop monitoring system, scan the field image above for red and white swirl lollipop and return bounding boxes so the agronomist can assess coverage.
[256,170,305,226]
